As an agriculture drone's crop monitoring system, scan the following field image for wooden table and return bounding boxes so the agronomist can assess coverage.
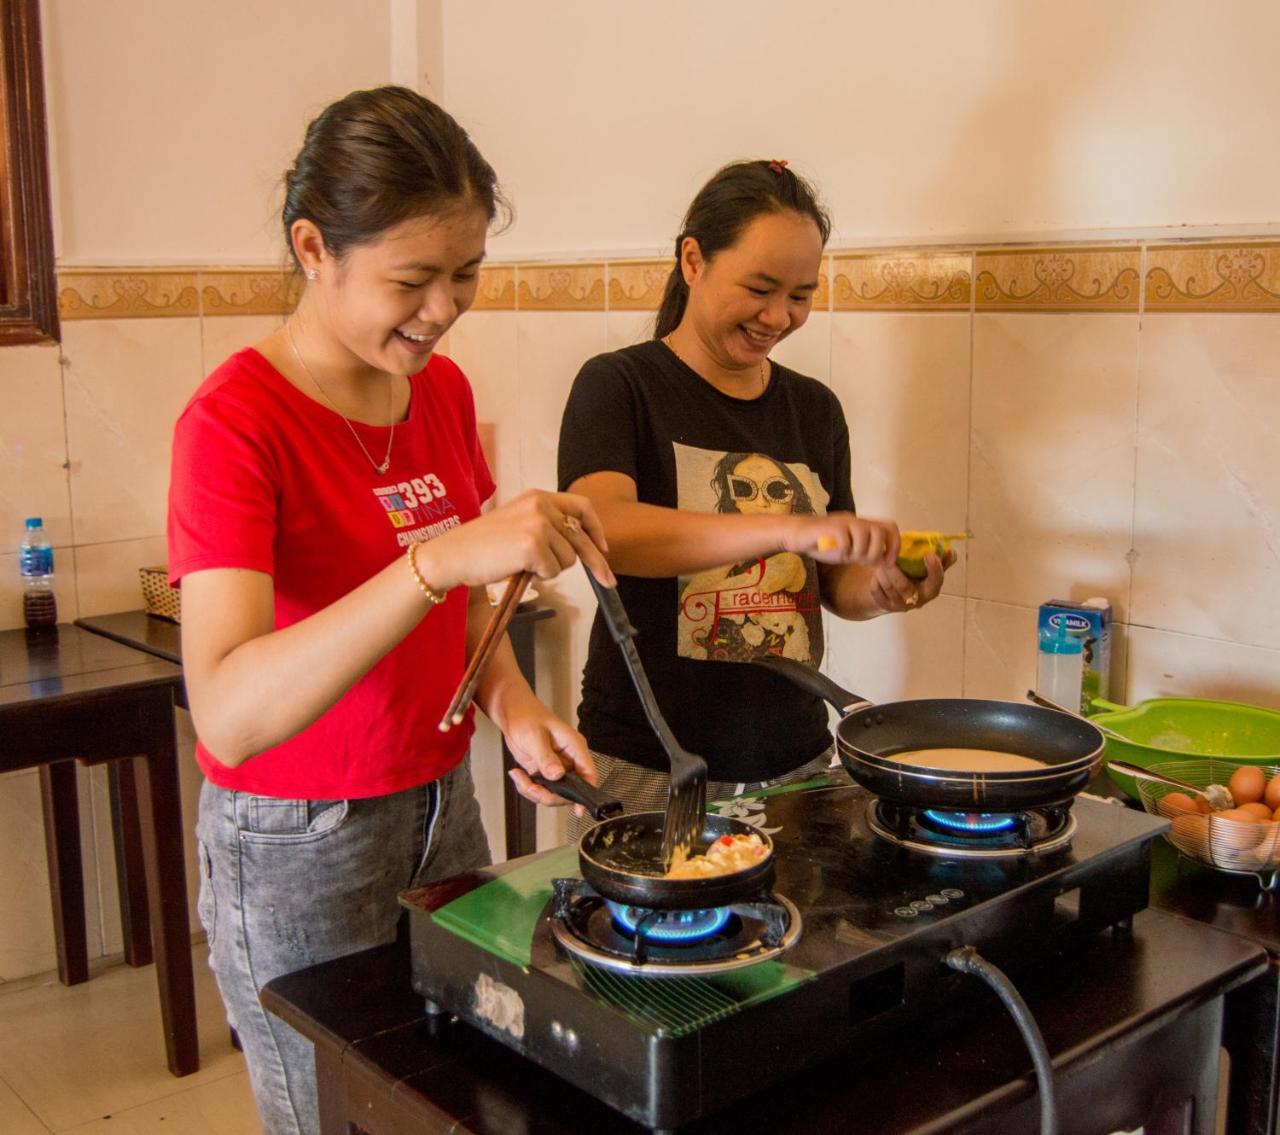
[1149,837,1280,1135]
[75,606,556,859]
[0,624,198,1075]
[261,907,1265,1135]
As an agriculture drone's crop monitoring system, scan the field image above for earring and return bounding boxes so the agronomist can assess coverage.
[306,268,318,281]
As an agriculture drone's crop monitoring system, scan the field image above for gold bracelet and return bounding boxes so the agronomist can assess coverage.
[407,542,448,606]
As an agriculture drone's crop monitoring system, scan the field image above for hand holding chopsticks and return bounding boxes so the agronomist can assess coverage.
[435,496,616,733]
[438,571,533,732]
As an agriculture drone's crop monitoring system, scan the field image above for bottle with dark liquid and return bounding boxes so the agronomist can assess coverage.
[19,517,57,629]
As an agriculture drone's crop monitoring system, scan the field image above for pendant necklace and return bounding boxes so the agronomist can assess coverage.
[286,321,396,475]
[663,334,767,394]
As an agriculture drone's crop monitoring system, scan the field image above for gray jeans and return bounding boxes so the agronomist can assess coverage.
[195,759,491,1135]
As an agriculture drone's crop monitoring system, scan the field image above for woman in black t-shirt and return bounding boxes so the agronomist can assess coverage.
[558,160,954,828]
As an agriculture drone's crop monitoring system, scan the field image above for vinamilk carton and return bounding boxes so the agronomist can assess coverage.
[1037,598,1112,714]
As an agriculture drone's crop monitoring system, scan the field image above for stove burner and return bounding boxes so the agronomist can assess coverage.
[920,810,1020,836]
[551,879,802,975]
[606,901,733,943]
[870,799,1077,859]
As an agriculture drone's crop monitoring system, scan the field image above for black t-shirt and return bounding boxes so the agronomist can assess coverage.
[558,339,856,781]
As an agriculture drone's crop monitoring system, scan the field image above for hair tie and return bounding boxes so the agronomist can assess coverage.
[767,159,789,174]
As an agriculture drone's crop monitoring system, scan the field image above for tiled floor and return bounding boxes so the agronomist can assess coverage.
[0,945,260,1133]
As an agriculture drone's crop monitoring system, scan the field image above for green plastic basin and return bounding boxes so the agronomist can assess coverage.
[1097,695,1280,799]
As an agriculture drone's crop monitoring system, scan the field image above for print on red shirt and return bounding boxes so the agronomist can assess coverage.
[374,472,463,545]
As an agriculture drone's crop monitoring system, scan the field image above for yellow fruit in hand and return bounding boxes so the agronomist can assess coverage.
[897,531,960,580]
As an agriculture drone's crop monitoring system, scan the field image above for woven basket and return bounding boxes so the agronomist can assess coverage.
[139,565,181,623]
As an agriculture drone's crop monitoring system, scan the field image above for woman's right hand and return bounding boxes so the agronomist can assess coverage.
[784,512,899,567]
[420,489,615,590]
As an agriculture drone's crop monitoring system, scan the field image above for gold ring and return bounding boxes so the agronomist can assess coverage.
[904,591,919,608]
[561,515,581,536]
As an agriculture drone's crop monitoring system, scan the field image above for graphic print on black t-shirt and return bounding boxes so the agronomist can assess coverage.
[674,442,828,664]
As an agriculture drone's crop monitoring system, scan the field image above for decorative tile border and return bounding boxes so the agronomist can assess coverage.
[606,257,832,314]
[473,265,516,311]
[59,270,199,320]
[516,263,606,311]
[975,247,1141,312]
[812,259,831,311]
[1146,243,1280,312]
[607,260,670,311]
[200,269,296,316]
[57,240,1280,320]
[832,251,971,311]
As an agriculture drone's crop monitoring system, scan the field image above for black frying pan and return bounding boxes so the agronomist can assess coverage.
[528,569,775,910]
[534,775,775,910]
[755,656,1103,811]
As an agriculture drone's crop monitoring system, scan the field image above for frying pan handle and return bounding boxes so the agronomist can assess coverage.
[585,568,637,643]
[529,771,625,820]
[1028,689,1123,742]
[752,655,874,716]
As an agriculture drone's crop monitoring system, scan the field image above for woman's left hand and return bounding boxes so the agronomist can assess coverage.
[869,549,956,614]
[498,690,598,809]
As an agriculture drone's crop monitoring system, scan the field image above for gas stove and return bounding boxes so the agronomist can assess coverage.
[401,783,1167,1132]
[869,797,1078,859]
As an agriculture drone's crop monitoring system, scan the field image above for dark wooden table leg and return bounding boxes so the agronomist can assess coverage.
[132,704,199,1076]
[108,760,153,967]
[38,760,89,986]
[315,1046,351,1134]
[503,618,540,859]
[1222,963,1280,1135]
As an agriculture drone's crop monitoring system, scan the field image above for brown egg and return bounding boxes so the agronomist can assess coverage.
[1271,806,1280,822]
[1215,807,1267,824]
[1239,802,1275,821]
[1159,792,1198,816]
[1255,823,1280,867]
[1193,796,1216,814]
[1264,774,1280,811]
[1229,765,1267,805]
[1170,814,1210,859]
[1211,810,1270,854]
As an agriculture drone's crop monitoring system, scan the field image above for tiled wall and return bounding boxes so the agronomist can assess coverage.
[1,238,1278,979]
[447,240,1280,730]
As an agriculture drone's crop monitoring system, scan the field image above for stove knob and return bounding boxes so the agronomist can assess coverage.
[909,900,934,911]
[894,906,919,918]
[926,894,948,905]
[941,888,964,899]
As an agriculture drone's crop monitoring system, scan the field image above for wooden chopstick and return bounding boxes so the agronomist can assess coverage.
[438,571,532,732]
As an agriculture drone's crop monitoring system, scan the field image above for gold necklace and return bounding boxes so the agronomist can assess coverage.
[663,334,767,393]
[286,322,396,475]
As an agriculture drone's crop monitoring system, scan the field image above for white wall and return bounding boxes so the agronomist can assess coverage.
[43,0,396,265]
[444,0,1280,258]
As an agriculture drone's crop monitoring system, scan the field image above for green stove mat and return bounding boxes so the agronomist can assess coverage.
[430,840,814,1037]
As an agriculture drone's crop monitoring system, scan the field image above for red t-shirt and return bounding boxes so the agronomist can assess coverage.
[168,348,495,799]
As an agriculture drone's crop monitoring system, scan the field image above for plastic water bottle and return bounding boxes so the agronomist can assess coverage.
[1036,618,1083,713]
[19,517,57,629]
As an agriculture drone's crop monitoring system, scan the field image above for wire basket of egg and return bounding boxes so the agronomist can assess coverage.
[1135,760,1280,890]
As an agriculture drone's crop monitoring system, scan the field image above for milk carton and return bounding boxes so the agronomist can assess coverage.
[1036,598,1112,714]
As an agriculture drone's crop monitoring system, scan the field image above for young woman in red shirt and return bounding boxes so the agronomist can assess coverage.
[168,86,610,1135]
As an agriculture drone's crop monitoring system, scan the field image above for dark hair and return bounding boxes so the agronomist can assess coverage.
[282,86,509,267]
[710,451,815,516]
[654,160,830,339]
